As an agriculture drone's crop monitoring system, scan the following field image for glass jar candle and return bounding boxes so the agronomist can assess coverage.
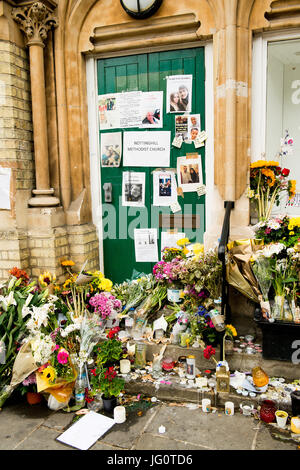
[162,357,175,371]
[260,400,276,423]
[134,342,147,369]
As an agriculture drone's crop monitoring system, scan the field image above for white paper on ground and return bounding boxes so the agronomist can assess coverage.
[56,411,115,450]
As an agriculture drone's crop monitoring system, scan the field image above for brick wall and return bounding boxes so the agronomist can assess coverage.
[0,40,34,201]
[0,40,33,278]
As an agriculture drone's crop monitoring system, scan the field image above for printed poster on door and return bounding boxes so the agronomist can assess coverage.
[123,131,171,167]
[166,75,193,113]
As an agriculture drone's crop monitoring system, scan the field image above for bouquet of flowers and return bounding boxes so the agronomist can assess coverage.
[178,248,222,300]
[248,160,296,222]
[253,215,300,248]
[0,268,54,407]
[35,338,77,404]
[88,292,122,326]
[251,252,274,321]
[153,258,185,287]
[115,275,156,317]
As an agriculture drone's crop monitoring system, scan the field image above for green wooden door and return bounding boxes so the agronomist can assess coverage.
[97,48,205,284]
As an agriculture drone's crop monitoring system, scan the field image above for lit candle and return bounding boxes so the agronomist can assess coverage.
[120,359,131,374]
[114,406,126,424]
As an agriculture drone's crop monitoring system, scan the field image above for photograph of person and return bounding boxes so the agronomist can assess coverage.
[124,183,143,203]
[100,132,122,167]
[179,164,200,185]
[142,109,161,125]
[190,127,199,141]
[169,92,186,112]
[167,75,192,113]
[159,174,172,197]
[101,145,121,167]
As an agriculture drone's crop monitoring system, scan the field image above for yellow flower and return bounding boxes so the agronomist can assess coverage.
[289,180,297,200]
[39,271,56,287]
[99,278,113,292]
[226,324,237,337]
[288,217,300,230]
[250,160,279,169]
[61,260,75,267]
[63,274,78,289]
[177,238,190,247]
[290,231,295,236]
[191,243,204,255]
[261,168,275,187]
[42,366,56,383]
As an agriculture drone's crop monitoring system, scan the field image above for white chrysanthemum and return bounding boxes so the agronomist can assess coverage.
[267,220,281,230]
[30,333,54,365]
[60,323,81,338]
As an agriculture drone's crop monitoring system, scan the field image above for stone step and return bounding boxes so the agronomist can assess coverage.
[138,341,299,381]
[122,341,300,414]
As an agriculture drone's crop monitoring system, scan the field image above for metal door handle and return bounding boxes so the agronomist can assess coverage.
[103,183,112,203]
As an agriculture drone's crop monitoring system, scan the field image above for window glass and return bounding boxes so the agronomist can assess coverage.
[266,39,300,215]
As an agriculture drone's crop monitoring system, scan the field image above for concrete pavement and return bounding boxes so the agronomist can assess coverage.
[0,396,299,451]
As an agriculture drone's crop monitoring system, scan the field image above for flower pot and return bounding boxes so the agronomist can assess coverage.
[102,395,117,413]
[26,392,42,405]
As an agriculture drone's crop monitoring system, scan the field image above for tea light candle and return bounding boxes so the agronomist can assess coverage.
[120,359,131,374]
[114,406,126,424]
[195,377,208,388]
[225,401,234,416]
[202,398,211,413]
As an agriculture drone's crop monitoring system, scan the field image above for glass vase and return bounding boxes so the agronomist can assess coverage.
[272,295,285,320]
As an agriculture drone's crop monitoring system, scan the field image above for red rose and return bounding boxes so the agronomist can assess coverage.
[90,368,97,376]
[203,345,216,360]
[282,168,290,177]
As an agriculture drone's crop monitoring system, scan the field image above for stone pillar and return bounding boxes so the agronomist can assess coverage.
[11,1,59,207]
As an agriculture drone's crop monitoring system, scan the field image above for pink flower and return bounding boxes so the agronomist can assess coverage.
[57,348,69,365]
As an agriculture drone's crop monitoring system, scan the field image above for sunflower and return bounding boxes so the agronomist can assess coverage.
[250,160,279,169]
[261,168,275,187]
[39,271,56,287]
[61,260,75,267]
[41,365,56,383]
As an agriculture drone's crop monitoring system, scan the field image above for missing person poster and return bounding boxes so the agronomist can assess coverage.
[140,91,163,128]
[122,171,145,207]
[98,92,142,130]
[123,131,170,167]
[99,91,163,130]
[166,75,193,113]
[153,170,178,207]
[177,155,203,192]
[100,132,122,167]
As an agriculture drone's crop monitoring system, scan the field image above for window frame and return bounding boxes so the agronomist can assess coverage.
[251,30,300,216]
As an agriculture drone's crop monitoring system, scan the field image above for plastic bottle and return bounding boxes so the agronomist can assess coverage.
[209,299,225,332]
[75,373,86,407]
